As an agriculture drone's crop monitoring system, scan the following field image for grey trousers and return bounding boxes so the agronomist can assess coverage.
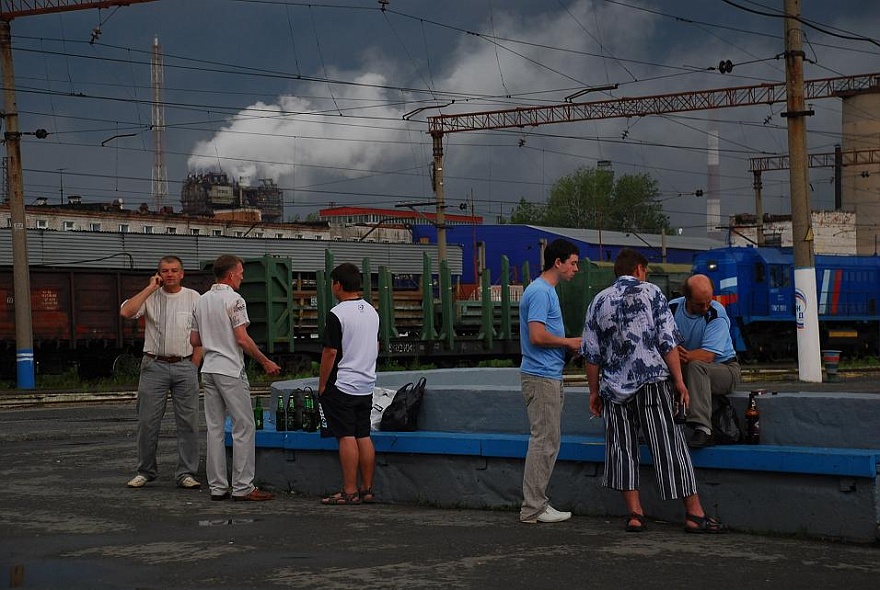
[202,372,256,497]
[683,360,741,431]
[520,373,564,521]
[135,356,200,482]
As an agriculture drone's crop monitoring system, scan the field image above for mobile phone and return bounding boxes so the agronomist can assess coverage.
[673,401,687,424]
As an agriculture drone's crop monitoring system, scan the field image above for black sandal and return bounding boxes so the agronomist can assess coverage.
[358,487,375,504]
[684,513,727,534]
[321,491,361,506]
[625,512,647,532]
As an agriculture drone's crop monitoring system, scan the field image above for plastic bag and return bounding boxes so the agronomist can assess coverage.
[712,396,742,444]
[370,387,399,431]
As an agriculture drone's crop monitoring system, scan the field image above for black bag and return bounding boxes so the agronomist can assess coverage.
[711,396,742,444]
[379,377,426,432]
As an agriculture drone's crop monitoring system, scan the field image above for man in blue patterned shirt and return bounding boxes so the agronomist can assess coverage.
[581,248,726,534]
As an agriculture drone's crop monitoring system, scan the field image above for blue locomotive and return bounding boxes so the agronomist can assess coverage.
[692,247,880,360]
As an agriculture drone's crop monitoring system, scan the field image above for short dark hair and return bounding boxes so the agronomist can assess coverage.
[543,238,580,271]
[213,254,243,280]
[613,248,648,277]
[331,262,362,293]
[157,255,183,270]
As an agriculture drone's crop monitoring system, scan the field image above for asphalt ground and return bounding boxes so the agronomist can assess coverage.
[1,393,879,589]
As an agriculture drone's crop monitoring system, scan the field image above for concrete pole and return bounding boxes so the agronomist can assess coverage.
[1,20,35,388]
[833,144,842,210]
[431,131,447,264]
[783,0,822,382]
[753,170,765,247]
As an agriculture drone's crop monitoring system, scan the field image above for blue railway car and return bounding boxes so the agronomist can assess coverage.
[693,247,880,360]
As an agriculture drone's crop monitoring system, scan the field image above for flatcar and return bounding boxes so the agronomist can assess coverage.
[692,247,880,360]
[1,250,692,381]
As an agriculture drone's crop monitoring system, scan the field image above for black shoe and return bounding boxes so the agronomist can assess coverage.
[211,492,230,501]
[688,430,713,449]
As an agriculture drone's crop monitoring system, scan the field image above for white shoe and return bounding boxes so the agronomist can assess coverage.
[127,474,149,488]
[536,505,572,523]
[177,475,202,489]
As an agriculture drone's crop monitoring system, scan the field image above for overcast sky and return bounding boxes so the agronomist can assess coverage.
[7,0,880,236]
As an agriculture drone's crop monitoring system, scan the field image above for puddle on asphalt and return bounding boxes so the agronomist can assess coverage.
[197,518,258,527]
[1,562,114,588]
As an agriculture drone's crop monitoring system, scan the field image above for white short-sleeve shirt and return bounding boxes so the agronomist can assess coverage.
[192,284,250,378]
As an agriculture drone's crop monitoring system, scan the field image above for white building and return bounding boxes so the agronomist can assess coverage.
[728,210,858,255]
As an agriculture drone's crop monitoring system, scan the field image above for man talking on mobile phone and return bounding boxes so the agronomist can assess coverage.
[121,255,203,490]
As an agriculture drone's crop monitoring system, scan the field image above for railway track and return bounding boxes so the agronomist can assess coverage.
[0,385,273,409]
[3,364,879,408]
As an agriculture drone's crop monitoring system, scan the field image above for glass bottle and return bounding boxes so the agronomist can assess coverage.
[275,395,286,432]
[745,393,760,444]
[253,396,264,430]
[286,391,300,431]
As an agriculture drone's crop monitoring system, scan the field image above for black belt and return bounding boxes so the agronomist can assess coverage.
[722,357,739,365]
[145,353,191,364]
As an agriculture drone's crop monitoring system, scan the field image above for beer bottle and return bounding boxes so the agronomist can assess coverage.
[253,396,264,430]
[302,388,316,432]
[745,393,760,444]
[286,391,301,431]
[275,395,286,432]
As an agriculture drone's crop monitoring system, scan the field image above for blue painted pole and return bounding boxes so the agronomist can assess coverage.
[17,349,35,389]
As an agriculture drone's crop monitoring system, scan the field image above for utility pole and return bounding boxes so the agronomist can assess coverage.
[752,171,765,247]
[0,20,33,387]
[783,0,821,382]
[430,131,447,263]
[1,0,158,388]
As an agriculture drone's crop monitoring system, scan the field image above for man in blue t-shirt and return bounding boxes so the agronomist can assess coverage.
[669,274,741,449]
[518,238,583,524]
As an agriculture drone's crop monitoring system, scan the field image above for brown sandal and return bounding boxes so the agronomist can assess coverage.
[625,512,647,532]
[684,513,727,534]
[321,491,361,506]
[358,487,375,503]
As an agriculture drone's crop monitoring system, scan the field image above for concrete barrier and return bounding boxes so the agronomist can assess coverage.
[231,368,880,543]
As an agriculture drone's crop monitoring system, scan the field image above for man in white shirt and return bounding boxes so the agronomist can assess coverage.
[190,254,280,501]
[318,263,380,506]
[121,256,203,490]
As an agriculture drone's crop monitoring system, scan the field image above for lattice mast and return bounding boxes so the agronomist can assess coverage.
[151,35,167,209]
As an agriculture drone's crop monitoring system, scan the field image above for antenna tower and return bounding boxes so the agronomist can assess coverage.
[151,35,167,209]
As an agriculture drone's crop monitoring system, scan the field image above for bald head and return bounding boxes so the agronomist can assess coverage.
[685,274,713,299]
[683,274,714,316]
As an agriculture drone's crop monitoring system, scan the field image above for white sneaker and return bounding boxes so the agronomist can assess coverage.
[536,505,572,523]
[177,475,202,489]
[127,474,149,488]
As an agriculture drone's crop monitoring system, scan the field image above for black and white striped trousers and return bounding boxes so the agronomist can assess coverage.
[602,380,697,500]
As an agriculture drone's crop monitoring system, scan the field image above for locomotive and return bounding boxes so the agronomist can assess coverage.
[692,247,880,360]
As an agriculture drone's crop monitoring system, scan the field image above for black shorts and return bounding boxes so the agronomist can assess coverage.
[319,383,372,439]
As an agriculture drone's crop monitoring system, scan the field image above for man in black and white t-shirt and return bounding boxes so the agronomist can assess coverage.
[318,262,380,506]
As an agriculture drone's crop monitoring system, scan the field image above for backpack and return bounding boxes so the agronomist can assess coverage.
[379,377,427,432]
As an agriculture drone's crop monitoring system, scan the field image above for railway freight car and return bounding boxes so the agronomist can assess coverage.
[1,250,692,381]
[556,260,691,338]
[0,267,215,379]
[693,247,880,360]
